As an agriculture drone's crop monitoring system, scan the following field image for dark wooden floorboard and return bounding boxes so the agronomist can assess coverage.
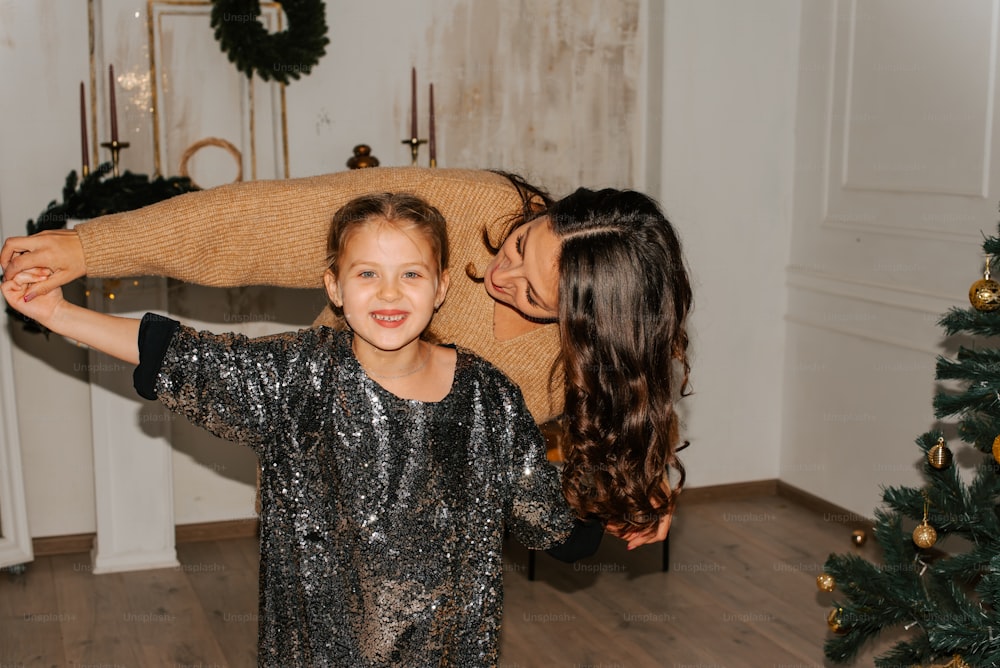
[0,494,904,667]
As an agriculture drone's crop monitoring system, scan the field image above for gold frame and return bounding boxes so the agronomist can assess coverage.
[130,0,291,178]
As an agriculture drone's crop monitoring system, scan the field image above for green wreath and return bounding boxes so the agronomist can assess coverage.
[210,0,329,85]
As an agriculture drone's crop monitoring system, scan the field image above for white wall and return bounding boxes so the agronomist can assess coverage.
[0,0,651,538]
[657,0,802,488]
[782,0,998,518]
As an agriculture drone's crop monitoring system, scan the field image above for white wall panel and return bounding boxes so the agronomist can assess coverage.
[785,0,998,518]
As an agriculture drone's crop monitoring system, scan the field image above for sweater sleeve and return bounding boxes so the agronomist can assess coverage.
[75,167,517,288]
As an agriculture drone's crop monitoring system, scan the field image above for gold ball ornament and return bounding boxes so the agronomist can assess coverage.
[851,529,867,546]
[816,573,836,592]
[913,520,938,549]
[969,262,1000,311]
[928,438,953,469]
[993,434,1000,465]
[827,607,847,634]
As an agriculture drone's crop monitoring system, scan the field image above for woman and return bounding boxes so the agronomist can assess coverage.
[1,167,692,545]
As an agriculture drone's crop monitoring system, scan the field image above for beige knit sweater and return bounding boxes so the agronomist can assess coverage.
[77,168,562,421]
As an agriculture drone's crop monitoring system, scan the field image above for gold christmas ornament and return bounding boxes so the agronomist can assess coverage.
[913,521,938,549]
[851,529,867,547]
[969,259,1000,311]
[993,434,1000,465]
[816,573,835,592]
[827,606,847,634]
[927,437,953,469]
[913,492,938,549]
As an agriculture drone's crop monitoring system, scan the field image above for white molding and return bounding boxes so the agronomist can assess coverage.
[819,218,985,244]
[0,319,34,569]
[784,313,941,356]
[821,0,998,243]
[786,265,961,314]
[786,265,958,355]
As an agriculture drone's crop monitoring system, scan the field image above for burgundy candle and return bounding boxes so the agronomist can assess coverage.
[79,82,89,170]
[428,83,436,164]
[109,65,119,143]
[410,67,418,139]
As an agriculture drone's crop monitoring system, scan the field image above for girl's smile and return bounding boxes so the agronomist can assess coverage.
[370,310,409,327]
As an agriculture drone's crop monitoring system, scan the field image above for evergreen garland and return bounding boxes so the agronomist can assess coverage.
[27,163,198,234]
[210,0,329,85]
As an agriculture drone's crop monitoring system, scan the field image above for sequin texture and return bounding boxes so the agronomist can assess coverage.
[152,325,574,667]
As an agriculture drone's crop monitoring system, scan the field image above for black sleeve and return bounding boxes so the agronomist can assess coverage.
[544,515,605,563]
[133,313,181,400]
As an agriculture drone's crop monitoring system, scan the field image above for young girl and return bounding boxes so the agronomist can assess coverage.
[2,193,598,667]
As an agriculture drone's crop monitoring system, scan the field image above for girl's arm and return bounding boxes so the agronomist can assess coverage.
[1,272,138,363]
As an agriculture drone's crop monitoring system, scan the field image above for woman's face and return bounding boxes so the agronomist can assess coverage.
[483,216,561,321]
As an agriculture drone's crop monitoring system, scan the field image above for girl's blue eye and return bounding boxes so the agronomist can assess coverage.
[359,270,376,278]
[403,271,420,279]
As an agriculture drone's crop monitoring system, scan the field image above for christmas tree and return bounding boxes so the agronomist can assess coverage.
[820,231,1000,668]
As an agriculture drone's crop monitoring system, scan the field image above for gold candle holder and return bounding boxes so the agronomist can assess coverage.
[402,136,427,166]
[100,139,130,177]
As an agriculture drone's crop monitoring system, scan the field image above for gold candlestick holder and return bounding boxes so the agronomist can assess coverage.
[402,136,427,166]
[100,139,130,177]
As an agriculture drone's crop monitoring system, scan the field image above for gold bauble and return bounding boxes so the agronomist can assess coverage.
[993,434,1000,465]
[851,529,867,546]
[816,573,836,592]
[928,442,953,469]
[827,607,847,634]
[970,277,1000,311]
[927,656,973,668]
[913,521,938,549]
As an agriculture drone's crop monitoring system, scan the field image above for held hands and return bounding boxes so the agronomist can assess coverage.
[1,267,65,327]
[0,230,86,301]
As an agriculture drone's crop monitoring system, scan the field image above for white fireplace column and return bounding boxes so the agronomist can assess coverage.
[85,276,178,573]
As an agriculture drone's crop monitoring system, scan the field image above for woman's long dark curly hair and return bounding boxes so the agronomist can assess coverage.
[493,173,693,534]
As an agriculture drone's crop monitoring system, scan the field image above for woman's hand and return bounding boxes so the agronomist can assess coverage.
[613,512,673,550]
[606,511,673,550]
[0,230,86,301]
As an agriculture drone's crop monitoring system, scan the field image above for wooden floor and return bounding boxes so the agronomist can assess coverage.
[1,493,901,667]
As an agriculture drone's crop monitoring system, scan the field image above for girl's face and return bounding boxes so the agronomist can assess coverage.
[483,216,561,321]
[324,219,449,357]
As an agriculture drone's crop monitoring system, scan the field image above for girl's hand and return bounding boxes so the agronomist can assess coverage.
[1,268,65,326]
[0,230,86,301]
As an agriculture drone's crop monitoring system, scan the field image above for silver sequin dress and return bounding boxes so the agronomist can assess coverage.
[136,318,575,667]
